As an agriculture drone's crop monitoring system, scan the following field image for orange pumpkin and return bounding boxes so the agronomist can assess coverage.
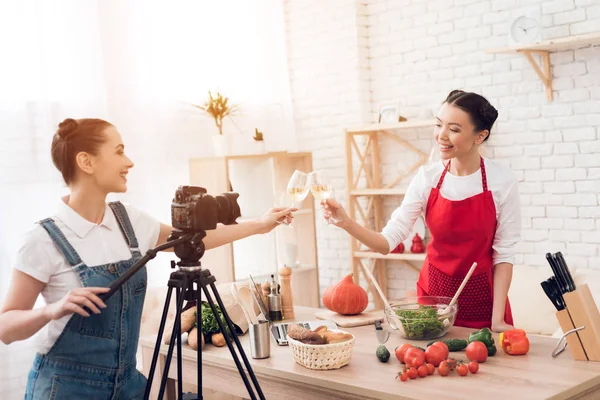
[322,273,368,315]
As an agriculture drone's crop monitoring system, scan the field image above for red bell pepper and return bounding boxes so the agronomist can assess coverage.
[499,329,530,355]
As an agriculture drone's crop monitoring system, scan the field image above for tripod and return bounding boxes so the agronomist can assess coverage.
[100,230,265,400]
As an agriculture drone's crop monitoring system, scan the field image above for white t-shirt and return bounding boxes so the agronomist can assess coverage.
[14,198,161,353]
[381,158,521,266]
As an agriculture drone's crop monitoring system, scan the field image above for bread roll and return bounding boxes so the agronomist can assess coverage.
[287,323,326,345]
[323,331,353,344]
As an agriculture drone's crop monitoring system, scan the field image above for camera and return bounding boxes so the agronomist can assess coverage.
[171,185,241,232]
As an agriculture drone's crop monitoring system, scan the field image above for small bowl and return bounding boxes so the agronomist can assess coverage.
[384,296,457,340]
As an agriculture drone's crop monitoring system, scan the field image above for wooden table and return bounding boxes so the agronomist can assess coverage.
[140,306,600,400]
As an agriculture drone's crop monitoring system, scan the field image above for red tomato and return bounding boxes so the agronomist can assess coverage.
[400,372,408,381]
[407,367,418,379]
[438,361,450,376]
[395,343,414,363]
[405,348,426,368]
[430,342,450,358]
[425,363,435,375]
[466,341,488,363]
[425,345,447,367]
[457,364,469,376]
[468,361,479,374]
[417,365,428,378]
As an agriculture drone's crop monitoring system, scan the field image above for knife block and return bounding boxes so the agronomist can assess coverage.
[555,284,600,361]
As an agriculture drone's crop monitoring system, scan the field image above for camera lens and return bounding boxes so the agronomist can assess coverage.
[215,193,241,225]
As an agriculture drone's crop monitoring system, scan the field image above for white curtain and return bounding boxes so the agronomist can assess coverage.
[0,0,295,297]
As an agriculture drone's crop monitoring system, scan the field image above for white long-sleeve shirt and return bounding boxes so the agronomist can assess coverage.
[381,158,521,266]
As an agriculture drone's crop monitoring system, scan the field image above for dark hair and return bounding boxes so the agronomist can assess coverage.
[51,118,113,185]
[444,90,498,141]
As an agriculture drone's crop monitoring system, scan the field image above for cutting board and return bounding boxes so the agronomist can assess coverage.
[314,309,384,327]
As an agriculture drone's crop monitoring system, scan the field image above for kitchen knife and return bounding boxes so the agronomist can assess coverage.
[545,253,563,290]
[374,320,390,344]
[541,281,564,311]
[555,252,576,292]
[547,277,566,309]
[552,253,569,293]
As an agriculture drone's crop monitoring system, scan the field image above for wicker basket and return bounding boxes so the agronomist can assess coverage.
[288,331,355,370]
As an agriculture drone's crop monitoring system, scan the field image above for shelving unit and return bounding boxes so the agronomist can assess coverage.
[486,32,600,101]
[189,151,320,308]
[345,120,434,308]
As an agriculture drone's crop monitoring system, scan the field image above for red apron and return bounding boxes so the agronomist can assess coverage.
[417,157,513,329]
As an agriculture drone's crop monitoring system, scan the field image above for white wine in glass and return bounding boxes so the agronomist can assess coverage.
[286,170,309,207]
[287,186,310,203]
[310,184,332,201]
[308,170,337,224]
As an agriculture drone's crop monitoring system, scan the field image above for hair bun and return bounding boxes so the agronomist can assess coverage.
[57,118,79,140]
[480,104,498,127]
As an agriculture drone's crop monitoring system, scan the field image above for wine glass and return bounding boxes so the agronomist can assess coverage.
[280,170,308,226]
[308,170,338,225]
[286,170,309,207]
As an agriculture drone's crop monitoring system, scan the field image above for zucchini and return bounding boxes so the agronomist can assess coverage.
[376,345,390,362]
[427,339,468,352]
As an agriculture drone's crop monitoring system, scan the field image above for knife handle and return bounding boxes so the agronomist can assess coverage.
[555,252,576,292]
[551,253,569,293]
[545,253,562,286]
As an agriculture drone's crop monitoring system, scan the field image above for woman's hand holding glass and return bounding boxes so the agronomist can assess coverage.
[321,198,351,227]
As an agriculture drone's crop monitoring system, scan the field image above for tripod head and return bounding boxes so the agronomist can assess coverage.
[169,229,207,269]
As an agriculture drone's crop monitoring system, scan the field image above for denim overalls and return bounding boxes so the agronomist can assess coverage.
[25,202,148,400]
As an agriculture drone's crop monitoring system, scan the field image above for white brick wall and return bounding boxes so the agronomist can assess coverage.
[284,0,600,298]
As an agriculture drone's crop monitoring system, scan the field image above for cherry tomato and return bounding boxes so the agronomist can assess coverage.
[445,358,457,370]
[468,361,479,374]
[425,363,435,375]
[430,342,450,358]
[438,361,450,376]
[417,365,428,378]
[407,367,418,379]
[395,343,414,363]
[405,348,426,368]
[457,364,469,376]
[425,345,447,367]
[466,341,488,363]
[400,372,408,381]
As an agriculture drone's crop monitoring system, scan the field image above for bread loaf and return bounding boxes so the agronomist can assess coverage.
[164,305,197,344]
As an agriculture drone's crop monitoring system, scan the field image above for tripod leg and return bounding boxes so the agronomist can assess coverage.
[200,282,258,400]
[209,281,265,400]
[159,284,186,400]
[177,283,184,398]
[145,285,175,400]
[196,283,202,399]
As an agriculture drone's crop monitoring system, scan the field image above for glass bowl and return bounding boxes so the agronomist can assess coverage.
[384,296,457,340]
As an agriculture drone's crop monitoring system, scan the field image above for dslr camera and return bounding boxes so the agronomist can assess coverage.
[171,186,241,232]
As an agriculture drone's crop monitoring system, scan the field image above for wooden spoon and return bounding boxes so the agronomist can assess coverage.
[237,285,259,325]
[438,261,478,318]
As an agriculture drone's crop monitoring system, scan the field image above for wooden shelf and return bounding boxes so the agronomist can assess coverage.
[345,119,432,308]
[349,188,408,196]
[486,32,600,101]
[354,251,426,261]
[345,119,435,134]
[486,32,600,54]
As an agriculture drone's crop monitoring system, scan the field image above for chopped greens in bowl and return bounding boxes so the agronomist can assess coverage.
[384,296,457,340]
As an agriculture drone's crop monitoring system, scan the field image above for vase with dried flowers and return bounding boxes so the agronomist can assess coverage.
[193,91,238,156]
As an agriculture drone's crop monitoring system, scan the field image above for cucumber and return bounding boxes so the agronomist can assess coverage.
[427,339,468,352]
[376,345,390,363]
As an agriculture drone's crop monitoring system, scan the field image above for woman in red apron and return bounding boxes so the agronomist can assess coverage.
[323,90,519,332]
